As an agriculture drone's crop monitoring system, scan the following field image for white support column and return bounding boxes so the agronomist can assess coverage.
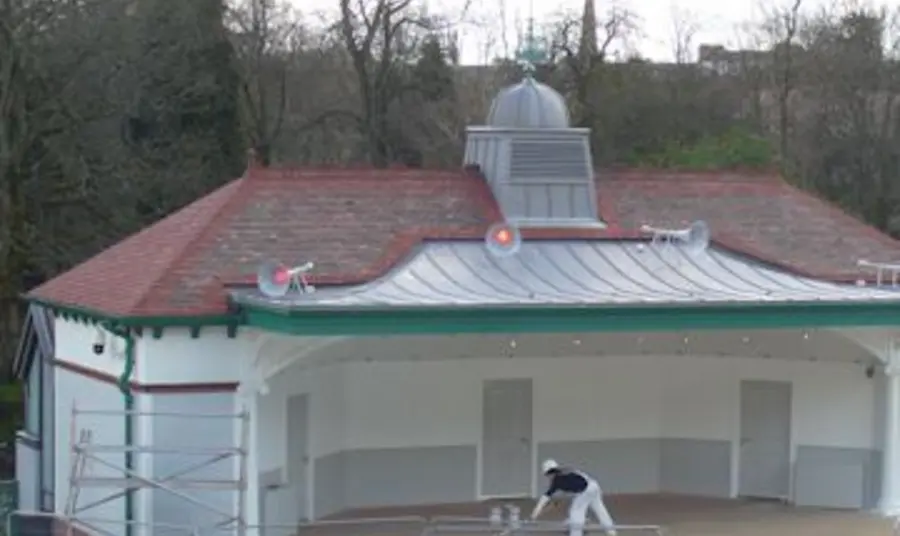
[244,393,260,536]
[881,340,900,516]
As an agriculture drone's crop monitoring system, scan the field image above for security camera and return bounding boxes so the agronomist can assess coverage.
[93,327,106,355]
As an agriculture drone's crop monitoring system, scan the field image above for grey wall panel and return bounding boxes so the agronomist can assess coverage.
[340,446,476,509]
[538,440,661,494]
[793,446,880,509]
[660,439,731,497]
[15,435,39,510]
[151,393,236,530]
[314,452,346,518]
[866,450,882,510]
[260,482,299,532]
[304,440,884,516]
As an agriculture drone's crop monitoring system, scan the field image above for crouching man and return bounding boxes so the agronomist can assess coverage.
[529,459,618,536]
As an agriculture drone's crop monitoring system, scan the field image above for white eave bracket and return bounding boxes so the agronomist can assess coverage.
[831,327,900,366]
[238,333,349,397]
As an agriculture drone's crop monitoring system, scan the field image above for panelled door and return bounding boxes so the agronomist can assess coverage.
[287,394,310,520]
[481,379,533,497]
[738,380,792,499]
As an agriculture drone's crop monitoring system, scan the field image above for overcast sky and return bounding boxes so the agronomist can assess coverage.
[287,0,839,63]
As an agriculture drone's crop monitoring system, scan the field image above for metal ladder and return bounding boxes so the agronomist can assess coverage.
[64,428,92,536]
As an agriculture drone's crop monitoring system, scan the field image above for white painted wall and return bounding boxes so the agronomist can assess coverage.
[53,367,129,527]
[257,363,345,472]
[659,355,874,448]
[51,324,265,535]
[336,354,874,451]
[52,320,252,535]
[252,351,874,522]
[137,329,250,385]
[252,350,874,521]
[255,362,344,527]
[54,320,255,385]
[258,353,875,470]
[55,319,127,377]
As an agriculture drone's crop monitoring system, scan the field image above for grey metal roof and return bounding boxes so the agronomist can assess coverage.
[486,76,570,129]
[464,131,600,225]
[230,241,900,310]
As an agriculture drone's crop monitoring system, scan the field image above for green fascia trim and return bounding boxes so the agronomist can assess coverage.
[243,300,900,336]
[24,296,241,337]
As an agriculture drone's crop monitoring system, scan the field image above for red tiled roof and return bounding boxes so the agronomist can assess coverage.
[600,169,900,280]
[27,166,900,318]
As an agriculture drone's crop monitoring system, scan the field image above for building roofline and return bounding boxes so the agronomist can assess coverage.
[24,168,900,322]
[25,228,894,326]
[241,298,900,337]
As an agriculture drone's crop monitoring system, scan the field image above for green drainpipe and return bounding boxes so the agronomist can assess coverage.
[109,325,136,536]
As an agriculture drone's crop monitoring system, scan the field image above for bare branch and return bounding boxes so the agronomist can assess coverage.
[669,4,702,63]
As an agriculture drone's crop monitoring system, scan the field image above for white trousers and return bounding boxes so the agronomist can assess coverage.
[568,480,617,536]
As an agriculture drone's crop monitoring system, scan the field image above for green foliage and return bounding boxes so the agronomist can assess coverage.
[628,126,774,169]
[0,383,21,445]
[0,383,20,488]
[412,35,455,102]
[127,0,246,217]
[0,383,19,403]
[0,479,14,536]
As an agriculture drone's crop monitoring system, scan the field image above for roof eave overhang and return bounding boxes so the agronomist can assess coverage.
[23,296,241,338]
[237,299,900,337]
[25,291,900,341]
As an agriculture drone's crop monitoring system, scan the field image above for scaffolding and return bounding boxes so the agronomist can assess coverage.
[63,404,249,536]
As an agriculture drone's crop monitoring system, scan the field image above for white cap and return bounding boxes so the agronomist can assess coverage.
[541,459,559,474]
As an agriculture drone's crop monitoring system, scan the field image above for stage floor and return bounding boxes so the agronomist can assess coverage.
[293,494,894,536]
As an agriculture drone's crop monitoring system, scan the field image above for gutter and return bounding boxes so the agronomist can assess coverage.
[106,324,136,536]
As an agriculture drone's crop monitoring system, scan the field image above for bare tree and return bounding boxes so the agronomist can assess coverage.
[760,0,804,164]
[795,3,900,232]
[728,22,769,127]
[229,1,369,165]
[337,0,462,166]
[545,4,639,127]
[546,5,638,65]
[227,0,297,165]
[669,4,702,64]
[498,0,511,59]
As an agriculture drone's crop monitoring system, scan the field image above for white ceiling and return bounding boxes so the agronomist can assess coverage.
[293,328,880,368]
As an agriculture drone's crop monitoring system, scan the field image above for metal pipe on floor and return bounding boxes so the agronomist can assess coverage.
[516,522,666,535]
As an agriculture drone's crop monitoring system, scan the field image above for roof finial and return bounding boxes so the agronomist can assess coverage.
[515,3,547,76]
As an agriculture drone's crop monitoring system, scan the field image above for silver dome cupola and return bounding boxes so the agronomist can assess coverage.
[463,30,602,228]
